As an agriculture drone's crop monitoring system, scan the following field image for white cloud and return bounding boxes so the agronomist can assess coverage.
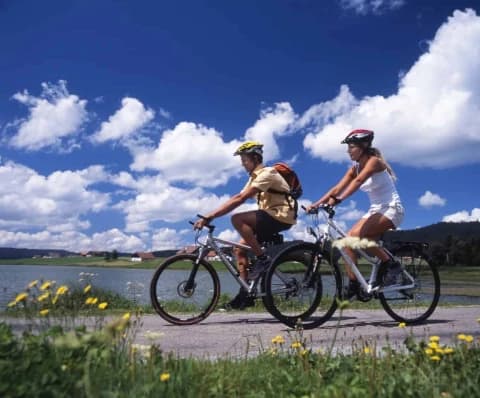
[111,172,230,232]
[92,97,155,143]
[419,191,446,208]
[339,0,405,15]
[244,102,297,161]
[443,208,480,223]
[130,122,242,188]
[217,228,240,242]
[129,103,296,189]
[151,228,183,250]
[0,228,145,252]
[0,161,110,231]
[9,80,88,151]
[303,9,480,168]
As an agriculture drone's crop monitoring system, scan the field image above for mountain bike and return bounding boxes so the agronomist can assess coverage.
[298,204,441,328]
[150,215,340,328]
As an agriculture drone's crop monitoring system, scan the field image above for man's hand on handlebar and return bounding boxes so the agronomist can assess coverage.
[192,214,212,230]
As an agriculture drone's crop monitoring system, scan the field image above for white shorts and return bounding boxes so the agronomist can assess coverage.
[362,202,404,228]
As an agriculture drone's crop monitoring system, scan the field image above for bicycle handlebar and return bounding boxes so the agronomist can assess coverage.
[302,204,335,218]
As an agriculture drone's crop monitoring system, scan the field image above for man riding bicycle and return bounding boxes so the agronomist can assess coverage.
[193,141,296,310]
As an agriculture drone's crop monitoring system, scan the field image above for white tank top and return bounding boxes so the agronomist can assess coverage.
[358,167,401,207]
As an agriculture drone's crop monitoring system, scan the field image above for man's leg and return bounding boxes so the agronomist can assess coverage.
[233,240,249,281]
[231,211,264,257]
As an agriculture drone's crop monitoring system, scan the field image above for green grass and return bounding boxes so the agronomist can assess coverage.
[0,319,479,397]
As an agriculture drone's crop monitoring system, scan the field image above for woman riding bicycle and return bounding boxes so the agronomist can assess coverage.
[193,141,296,309]
[307,129,404,299]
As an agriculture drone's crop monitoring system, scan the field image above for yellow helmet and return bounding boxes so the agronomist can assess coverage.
[233,141,263,156]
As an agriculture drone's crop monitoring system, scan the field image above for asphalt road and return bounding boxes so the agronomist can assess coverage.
[135,306,480,358]
[3,306,479,358]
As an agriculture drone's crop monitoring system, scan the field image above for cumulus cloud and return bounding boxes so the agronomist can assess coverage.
[419,191,446,208]
[111,172,230,232]
[92,97,155,143]
[9,80,88,151]
[339,0,405,15]
[0,228,145,252]
[443,208,480,223]
[303,9,480,168]
[0,161,110,231]
[244,102,297,161]
[151,227,184,250]
[130,122,242,187]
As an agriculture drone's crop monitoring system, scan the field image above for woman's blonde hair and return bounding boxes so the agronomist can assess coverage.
[368,147,397,181]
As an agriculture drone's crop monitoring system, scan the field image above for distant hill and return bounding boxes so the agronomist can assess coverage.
[0,247,78,259]
[384,221,480,244]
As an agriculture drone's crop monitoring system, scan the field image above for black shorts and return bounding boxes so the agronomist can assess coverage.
[255,210,292,244]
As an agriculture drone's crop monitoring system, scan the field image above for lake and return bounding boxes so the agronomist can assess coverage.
[1,264,479,308]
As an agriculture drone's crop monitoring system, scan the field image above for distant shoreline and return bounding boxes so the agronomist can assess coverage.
[0,256,161,270]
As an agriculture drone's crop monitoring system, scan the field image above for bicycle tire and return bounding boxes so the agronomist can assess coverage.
[262,242,342,330]
[150,254,220,325]
[378,245,440,324]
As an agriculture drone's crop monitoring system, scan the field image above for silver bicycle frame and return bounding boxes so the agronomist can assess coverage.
[319,210,415,294]
[195,231,261,294]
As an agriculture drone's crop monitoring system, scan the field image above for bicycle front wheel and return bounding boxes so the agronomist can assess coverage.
[150,254,220,325]
[262,244,341,330]
[379,247,440,324]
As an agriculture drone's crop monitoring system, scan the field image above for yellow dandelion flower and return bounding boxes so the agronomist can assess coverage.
[364,347,372,354]
[435,348,445,355]
[430,355,441,361]
[160,372,170,382]
[83,284,92,294]
[85,297,98,305]
[39,309,49,316]
[398,322,406,328]
[40,281,53,290]
[15,292,28,303]
[98,302,108,310]
[122,312,131,321]
[464,335,474,343]
[291,341,302,349]
[457,334,467,341]
[300,349,309,356]
[424,348,434,355]
[271,335,285,344]
[444,347,454,354]
[428,342,439,350]
[7,301,16,307]
[429,336,440,343]
[56,285,69,295]
[38,292,50,302]
[28,280,39,289]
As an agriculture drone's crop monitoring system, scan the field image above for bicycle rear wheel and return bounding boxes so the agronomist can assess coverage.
[379,246,440,324]
[150,254,220,325]
[262,243,341,330]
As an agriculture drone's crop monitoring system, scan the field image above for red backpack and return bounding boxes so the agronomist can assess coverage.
[259,162,303,218]
[270,162,303,200]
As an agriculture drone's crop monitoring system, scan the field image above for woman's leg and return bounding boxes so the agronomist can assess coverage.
[345,213,395,280]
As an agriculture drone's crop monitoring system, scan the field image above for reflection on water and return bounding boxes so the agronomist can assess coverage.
[0,264,241,308]
[1,264,479,308]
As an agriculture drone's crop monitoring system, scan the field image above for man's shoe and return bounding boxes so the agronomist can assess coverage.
[342,279,360,300]
[383,259,403,286]
[225,289,255,310]
[248,255,272,280]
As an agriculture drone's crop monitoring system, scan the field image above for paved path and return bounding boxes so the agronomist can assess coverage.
[3,306,479,358]
[135,306,480,358]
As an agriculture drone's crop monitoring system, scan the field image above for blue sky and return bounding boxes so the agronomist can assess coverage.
[1,0,479,252]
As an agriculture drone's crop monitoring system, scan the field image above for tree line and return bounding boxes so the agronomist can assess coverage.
[429,236,480,267]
